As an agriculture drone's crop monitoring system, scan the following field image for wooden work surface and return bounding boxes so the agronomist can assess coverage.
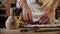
[0,28,60,34]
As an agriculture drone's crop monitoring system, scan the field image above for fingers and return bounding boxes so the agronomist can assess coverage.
[39,15,50,24]
[23,11,33,24]
[23,12,28,21]
[27,13,32,22]
[42,18,49,24]
[27,12,33,24]
[39,15,46,23]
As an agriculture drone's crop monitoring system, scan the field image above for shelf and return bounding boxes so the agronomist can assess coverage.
[0,15,6,16]
[0,8,6,10]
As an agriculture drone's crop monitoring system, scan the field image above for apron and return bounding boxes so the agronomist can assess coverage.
[26,0,51,22]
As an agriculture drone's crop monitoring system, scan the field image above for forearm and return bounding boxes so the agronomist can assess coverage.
[20,0,33,22]
[46,0,59,14]
[22,3,31,12]
[21,0,32,13]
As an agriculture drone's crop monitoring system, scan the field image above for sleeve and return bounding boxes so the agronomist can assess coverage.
[40,0,53,11]
[16,0,22,8]
[16,0,20,8]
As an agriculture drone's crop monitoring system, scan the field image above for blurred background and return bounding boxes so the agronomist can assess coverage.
[0,0,22,28]
[0,0,60,28]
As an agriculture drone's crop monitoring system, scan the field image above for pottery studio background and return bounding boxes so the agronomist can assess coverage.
[0,0,60,28]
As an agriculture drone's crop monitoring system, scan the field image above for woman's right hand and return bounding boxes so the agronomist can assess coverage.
[20,0,33,24]
[22,10,33,24]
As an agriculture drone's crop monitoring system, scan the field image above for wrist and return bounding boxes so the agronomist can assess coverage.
[21,0,27,5]
[58,0,60,2]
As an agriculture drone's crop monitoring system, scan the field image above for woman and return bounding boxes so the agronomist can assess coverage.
[17,0,59,24]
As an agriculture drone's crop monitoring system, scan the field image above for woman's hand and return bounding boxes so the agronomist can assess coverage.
[38,0,59,24]
[23,9,33,24]
[20,0,33,24]
[39,14,50,24]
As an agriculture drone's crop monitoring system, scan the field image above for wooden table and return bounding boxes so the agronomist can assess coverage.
[0,28,60,34]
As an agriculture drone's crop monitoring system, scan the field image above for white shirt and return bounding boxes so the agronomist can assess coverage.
[26,0,44,22]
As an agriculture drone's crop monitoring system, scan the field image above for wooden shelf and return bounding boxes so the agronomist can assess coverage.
[0,8,6,10]
[0,15,6,16]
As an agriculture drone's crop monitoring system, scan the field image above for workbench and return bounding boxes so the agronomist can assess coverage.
[0,28,60,34]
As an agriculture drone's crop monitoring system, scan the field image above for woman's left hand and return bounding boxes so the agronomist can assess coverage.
[39,14,50,24]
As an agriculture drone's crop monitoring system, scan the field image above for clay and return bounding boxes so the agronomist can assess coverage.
[5,8,19,29]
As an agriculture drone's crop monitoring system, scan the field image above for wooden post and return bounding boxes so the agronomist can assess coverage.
[6,0,11,16]
[6,0,16,16]
[58,2,60,7]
